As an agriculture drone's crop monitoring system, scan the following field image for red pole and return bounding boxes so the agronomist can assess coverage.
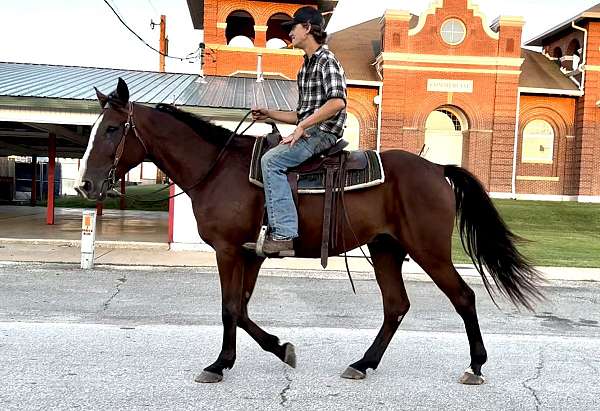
[46,133,56,225]
[168,181,175,243]
[120,177,126,210]
[96,201,103,216]
[30,156,37,206]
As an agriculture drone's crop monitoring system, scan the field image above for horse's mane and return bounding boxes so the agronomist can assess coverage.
[154,103,233,146]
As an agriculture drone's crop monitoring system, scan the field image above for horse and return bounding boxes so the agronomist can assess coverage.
[75,78,542,385]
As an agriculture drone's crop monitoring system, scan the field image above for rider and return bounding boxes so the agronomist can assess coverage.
[250,5,347,255]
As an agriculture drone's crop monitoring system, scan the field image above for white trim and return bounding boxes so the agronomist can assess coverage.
[511,89,521,198]
[490,192,600,202]
[516,176,560,182]
[376,83,383,153]
[577,195,600,203]
[382,65,521,75]
[378,52,523,67]
[0,106,99,125]
[347,79,383,86]
[518,87,583,97]
[407,0,499,41]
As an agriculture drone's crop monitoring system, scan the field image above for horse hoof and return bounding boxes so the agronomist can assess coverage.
[341,366,366,380]
[459,368,485,385]
[283,343,296,368]
[194,370,223,383]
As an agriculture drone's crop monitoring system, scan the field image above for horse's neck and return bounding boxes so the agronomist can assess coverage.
[139,109,249,196]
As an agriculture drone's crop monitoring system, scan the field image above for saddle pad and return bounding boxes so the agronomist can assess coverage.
[249,136,385,194]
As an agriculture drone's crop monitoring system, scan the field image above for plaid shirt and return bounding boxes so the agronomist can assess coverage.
[297,46,347,137]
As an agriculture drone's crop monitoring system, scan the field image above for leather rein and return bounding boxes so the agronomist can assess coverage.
[105,102,254,201]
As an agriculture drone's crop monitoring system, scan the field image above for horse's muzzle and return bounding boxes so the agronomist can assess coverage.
[75,180,104,200]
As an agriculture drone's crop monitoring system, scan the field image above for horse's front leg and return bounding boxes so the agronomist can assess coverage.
[238,254,296,368]
[195,247,244,383]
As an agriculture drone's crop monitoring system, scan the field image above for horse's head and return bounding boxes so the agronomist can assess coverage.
[75,78,147,200]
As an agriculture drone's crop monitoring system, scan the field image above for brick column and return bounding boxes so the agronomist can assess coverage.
[254,25,268,47]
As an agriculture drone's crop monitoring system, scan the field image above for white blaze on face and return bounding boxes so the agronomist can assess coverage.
[75,113,104,187]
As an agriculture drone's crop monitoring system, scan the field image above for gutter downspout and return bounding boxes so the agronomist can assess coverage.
[511,89,522,198]
[376,83,383,152]
[572,21,587,92]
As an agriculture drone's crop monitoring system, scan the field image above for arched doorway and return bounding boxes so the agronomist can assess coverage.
[423,106,468,166]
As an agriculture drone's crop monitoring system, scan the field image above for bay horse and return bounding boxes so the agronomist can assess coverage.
[76,78,542,385]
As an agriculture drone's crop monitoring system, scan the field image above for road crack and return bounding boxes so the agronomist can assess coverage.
[522,349,544,410]
[279,367,293,407]
[103,276,127,311]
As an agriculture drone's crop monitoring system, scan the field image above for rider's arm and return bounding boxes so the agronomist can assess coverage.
[266,110,298,125]
[297,98,346,130]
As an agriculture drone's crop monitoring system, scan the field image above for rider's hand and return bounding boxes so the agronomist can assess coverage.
[251,108,270,121]
[281,125,305,147]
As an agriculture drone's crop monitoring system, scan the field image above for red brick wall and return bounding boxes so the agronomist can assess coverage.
[378,0,523,191]
[574,21,600,197]
[347,86,378,150]
[517,95,576,195]
[203,0,314,78]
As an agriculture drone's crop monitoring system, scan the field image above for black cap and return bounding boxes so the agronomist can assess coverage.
[281,6,324,31]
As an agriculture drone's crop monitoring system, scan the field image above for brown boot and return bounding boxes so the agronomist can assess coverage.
[262,236,295,256]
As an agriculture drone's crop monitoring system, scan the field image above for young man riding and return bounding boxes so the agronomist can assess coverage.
[248,5,348,256]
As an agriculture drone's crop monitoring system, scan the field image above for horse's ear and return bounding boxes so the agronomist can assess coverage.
[115,77,130,105]
[95,87,108,108]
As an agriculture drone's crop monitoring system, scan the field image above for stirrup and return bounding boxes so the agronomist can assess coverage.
[242,226,295,258]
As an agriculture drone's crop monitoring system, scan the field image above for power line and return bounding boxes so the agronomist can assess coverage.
[102,0,199,61]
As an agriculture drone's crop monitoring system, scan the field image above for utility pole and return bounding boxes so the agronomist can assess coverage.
[159,15,167,72]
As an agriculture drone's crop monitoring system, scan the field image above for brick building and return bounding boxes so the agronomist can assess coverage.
[186,0,600,201]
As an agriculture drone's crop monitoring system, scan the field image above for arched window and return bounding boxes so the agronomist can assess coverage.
[552,47,563,59]
[566,39,581,71]
[522,119,554,164]
[266,13,292,48]
[423,106,468,166]
[226,10,255,45]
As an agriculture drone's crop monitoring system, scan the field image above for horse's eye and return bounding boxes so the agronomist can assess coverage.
[106,126,119,133]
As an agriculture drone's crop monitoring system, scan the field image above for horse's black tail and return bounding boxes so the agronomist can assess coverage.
[444,165,544,311]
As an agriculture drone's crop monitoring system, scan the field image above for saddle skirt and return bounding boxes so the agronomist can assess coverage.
[249,133,385,194]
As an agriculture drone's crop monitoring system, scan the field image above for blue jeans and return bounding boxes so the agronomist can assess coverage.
[261,127,338,239]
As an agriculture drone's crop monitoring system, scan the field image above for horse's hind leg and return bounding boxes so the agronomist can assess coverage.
[409,248,487,385]
[237,254,296,368]
[342,235,409,380]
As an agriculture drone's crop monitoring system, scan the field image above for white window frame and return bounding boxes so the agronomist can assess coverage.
[440,19,466,46]
[521,119,555,164]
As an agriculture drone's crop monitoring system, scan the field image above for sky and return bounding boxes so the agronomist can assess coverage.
[2,0,600,74]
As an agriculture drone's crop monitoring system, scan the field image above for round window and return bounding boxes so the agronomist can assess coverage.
[440,19,466,45]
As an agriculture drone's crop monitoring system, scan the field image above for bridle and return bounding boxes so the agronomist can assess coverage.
[104,102,148,192]
[103,101,254,200]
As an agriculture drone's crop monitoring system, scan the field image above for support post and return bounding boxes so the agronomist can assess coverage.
[168,181,175,244]
[96,201,103,216]
[30,156,37,206]
[120,177,126,210]
[46,133,56,225]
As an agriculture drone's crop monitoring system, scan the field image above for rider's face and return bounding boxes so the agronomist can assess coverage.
[289,23,310,48]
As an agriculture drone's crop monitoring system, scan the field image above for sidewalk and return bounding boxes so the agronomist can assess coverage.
[1,237,600,283]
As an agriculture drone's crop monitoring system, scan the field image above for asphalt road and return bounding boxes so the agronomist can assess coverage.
[1,263,599,410]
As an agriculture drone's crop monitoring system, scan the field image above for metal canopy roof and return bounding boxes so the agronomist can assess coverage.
[0,62,297,157]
